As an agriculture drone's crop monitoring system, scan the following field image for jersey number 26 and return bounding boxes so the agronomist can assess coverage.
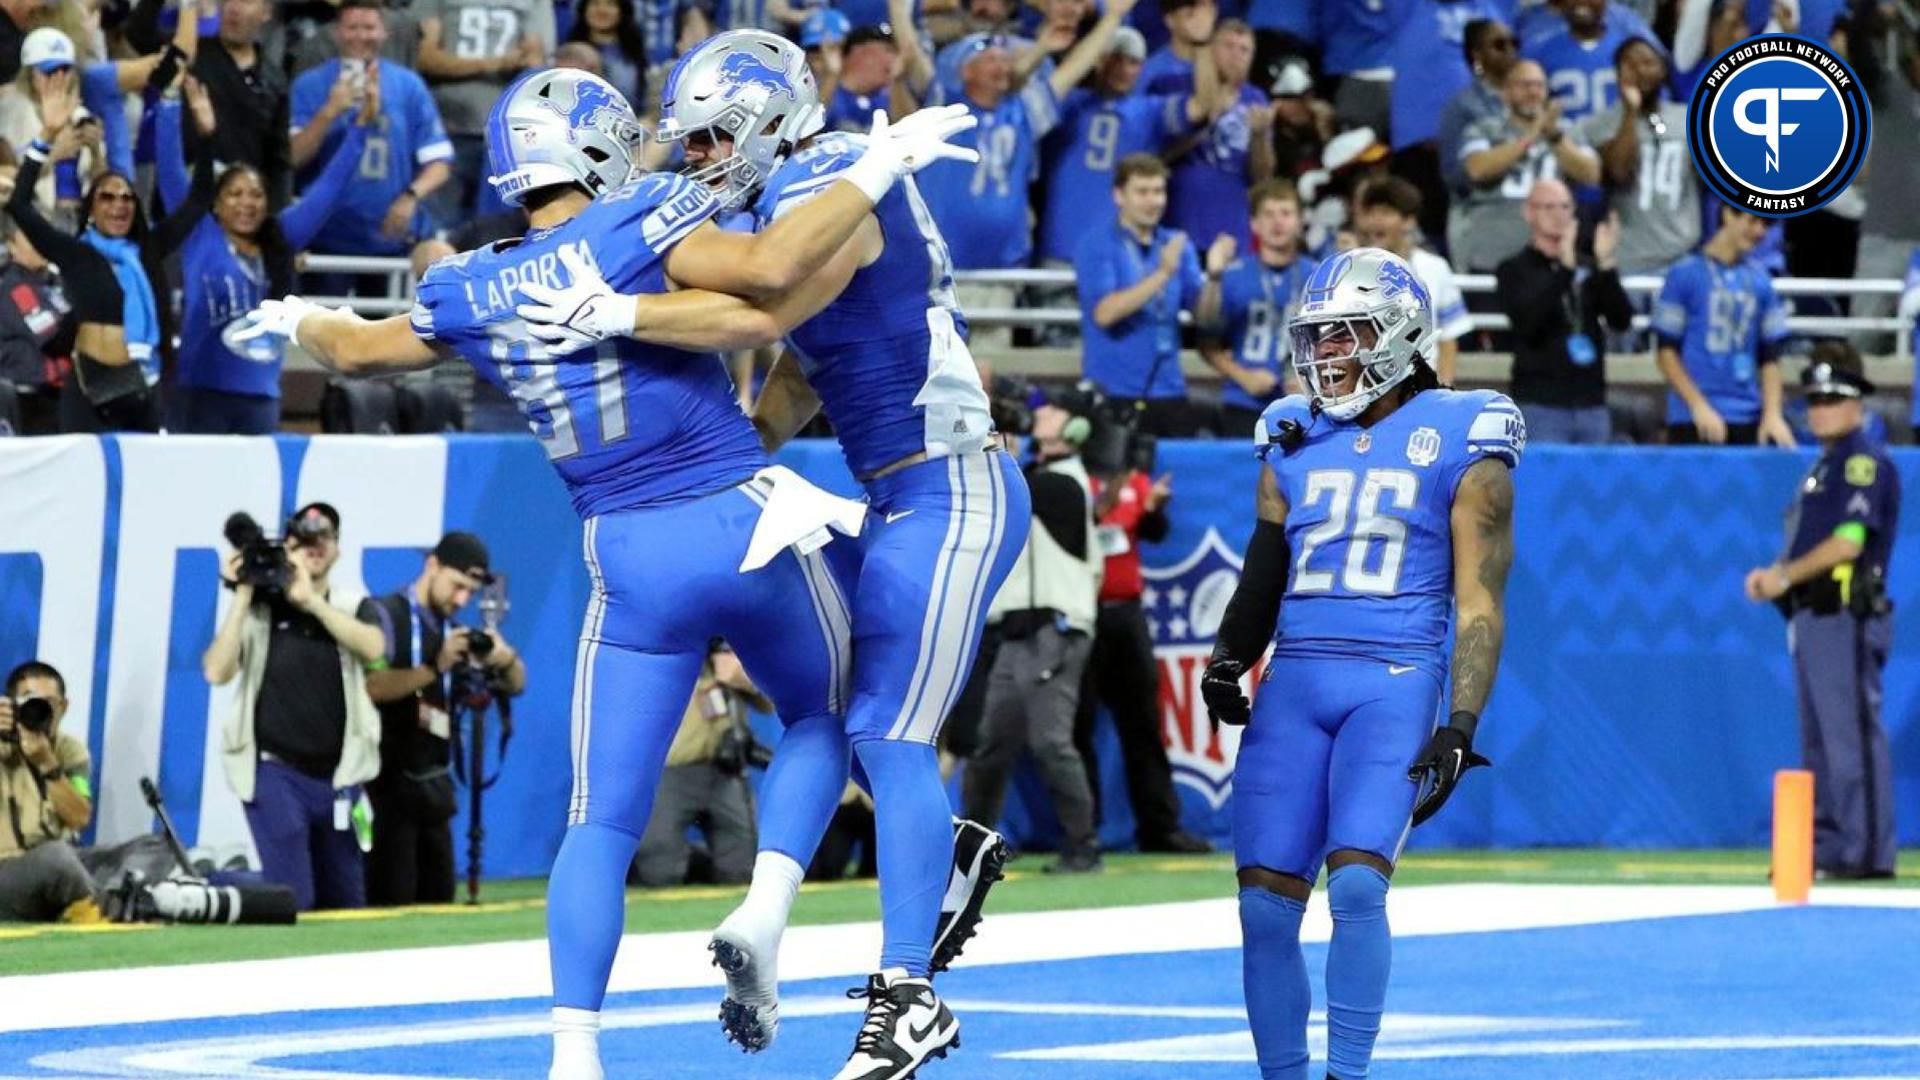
[1292,468,1419,596]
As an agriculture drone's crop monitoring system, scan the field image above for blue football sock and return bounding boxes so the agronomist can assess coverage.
[547,821,641,1011]
[852,736,950,978]
[1325,864,1392,1079]
[755,710,851,866]
[1239,886,1311,1080]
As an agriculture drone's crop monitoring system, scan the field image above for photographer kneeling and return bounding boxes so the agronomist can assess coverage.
[362,533,525,906]
[203,503,387,911]
[634,642,770,887]
[0,662,96,922]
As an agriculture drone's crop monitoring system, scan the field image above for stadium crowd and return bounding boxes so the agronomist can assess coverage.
[0,0,1910,442]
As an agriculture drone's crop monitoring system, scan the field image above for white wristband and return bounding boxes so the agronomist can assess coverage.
[840,152,899,206]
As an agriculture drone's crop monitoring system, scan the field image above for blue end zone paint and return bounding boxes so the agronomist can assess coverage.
[81,436,123,847]
[5,908,1917,1079]
[158,549,219,848]
[0,554,42,672]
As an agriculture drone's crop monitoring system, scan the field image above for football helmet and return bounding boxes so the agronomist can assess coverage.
[655,30,824,211]
[1288,247,1436,422]
[485,68,647,207]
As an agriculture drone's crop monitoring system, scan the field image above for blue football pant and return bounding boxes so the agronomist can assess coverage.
[826,449,1030,975]
[547,482,852,1011]
[1233,656,1443,1079]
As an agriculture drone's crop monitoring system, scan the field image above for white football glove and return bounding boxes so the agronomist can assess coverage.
[229,296,331,349]
[515,244,635,353]
[842,105,980,203]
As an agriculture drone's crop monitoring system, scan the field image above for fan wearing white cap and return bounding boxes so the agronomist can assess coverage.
[10,18,197,181]
[1035,23,1220,267]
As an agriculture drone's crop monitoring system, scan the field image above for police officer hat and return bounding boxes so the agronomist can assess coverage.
[1801,344,1874,398]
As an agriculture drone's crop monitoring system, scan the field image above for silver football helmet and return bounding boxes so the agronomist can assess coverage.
[1288,247,1437,422]
[656,30,825,211]
[485,69,647,207]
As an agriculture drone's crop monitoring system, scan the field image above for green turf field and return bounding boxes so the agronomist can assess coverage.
[4,849,1913,977]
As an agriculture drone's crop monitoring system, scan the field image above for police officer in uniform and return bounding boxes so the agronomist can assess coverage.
[1744,345,1899,879]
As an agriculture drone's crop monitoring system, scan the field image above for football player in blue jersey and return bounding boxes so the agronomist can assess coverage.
[232,68,981,1080]
[512,30,1033,1080]
[1198,248,1522,1080]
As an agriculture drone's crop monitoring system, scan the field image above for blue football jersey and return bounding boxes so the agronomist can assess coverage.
[1389,0,1506,150]
[1038,89,1193,263]
[1256,389,1525,678]
[1651,253,1789,425]
[753,135,992,480]
[1214,254,1319,413]
[1320,0,1411,76]
[412,173,768,517]
[914,79,1060,269]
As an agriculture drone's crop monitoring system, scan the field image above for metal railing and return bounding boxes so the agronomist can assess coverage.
[298,255,1917,364]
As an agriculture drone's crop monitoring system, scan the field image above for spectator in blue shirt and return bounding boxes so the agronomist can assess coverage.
[1076,153,1207,436]
[1038,25,1211,265]
[821,23,909,132]
[160,77,365,434]
[1198,177,1316,434]
[290,0,453,260]
[567,0,648,109]
[1163,18,1273,251]
[1653,204,1796,447]
[1320,0,1409,138]
[1522,0,1655,126]
[1138,0,1214,96]
[919,0,1133,338]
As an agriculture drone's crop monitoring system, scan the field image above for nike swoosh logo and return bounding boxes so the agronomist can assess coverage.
[909,1016,947,1043]
[1387,664,1417,675]
[884,509,914,525]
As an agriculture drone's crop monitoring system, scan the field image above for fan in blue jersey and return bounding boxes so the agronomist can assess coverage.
[1520,0,1661,125]
[915,1,1137,273]
[1036,25,1211,265]
[1199,247,1521,1080]
[514,30,1031,1080]
[1164,19,1275,251]
[231,67,982,1080]
[153,81,365,435]
[1653,204,1797,447]
[289,0,456,258]
[1199,177,1317,434]
[1137,0,1215,97]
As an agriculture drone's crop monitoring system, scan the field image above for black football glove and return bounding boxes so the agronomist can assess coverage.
[1407,723,1491,826]
[1201,655,1252,728]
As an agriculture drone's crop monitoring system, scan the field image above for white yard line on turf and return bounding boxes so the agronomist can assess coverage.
[3,883,1915,1035]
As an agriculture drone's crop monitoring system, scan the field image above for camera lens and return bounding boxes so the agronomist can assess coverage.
[16,697,53,735]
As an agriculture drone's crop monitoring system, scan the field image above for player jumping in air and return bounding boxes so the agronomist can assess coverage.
[1199,247,1522,1080]
[231,68,980,1080]
[512,30,1081,1079]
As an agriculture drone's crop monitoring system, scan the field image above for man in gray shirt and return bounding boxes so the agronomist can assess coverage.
[1450,59,1600,272]
[416,0,553,220]
[1581,36,1697,276]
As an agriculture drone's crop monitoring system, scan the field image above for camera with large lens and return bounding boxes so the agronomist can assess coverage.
[464,629,495,664]
[15,697,53,736]
[711,724,774,777]
[1053,383,1158,477]
[222,512,292,593]
[988,376,1036,438]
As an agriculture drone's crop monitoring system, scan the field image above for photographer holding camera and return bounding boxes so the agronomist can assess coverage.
[634,641,770,887]
[202,502,387,911]
[361,532,524,905]
[0,661,97,922]
[965,391,1107,874]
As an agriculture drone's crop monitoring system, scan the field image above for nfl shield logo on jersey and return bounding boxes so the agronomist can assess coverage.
[1407,426,1442,467]
[1142,528,1251,811]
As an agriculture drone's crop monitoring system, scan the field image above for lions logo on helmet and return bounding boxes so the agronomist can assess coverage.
[656,31,824,211]
[486,69,645,207]
[1287,247,1436,422]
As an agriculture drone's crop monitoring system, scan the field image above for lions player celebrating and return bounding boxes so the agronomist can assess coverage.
[1200,248,1521,1080]
[512,30,1062,1080]
[232,69,979,1080]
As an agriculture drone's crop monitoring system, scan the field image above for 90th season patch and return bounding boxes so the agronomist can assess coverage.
[1686,34,1869,218]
